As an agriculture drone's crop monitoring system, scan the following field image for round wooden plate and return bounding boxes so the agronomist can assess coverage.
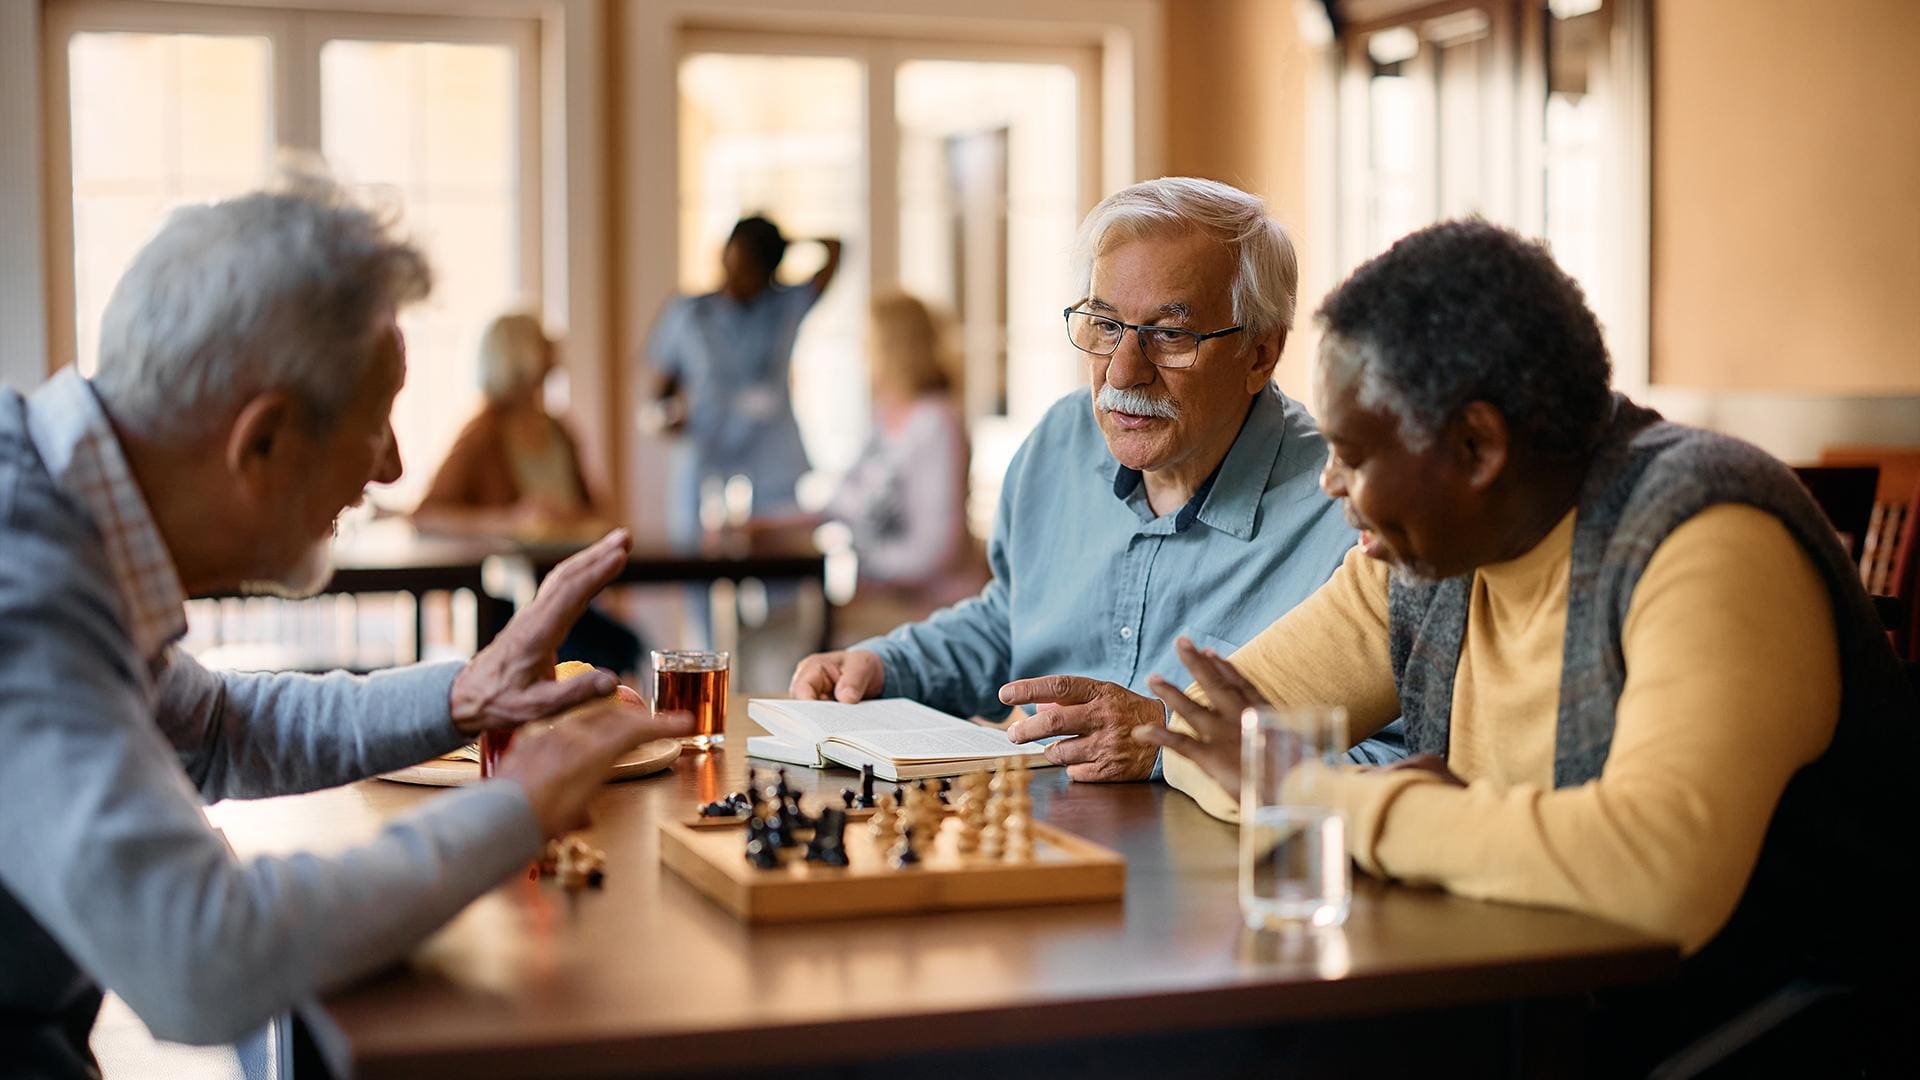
[379,737,683,787]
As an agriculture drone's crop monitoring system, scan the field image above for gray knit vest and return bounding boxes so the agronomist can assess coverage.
[1388,395,1917,974]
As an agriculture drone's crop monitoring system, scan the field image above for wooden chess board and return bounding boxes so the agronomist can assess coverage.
[659,811,1126,923]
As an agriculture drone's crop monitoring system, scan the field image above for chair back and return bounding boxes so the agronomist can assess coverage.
[1791,465,1878,565]
[1819,446,1920,594]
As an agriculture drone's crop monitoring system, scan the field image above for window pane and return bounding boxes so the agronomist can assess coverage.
[321,39,521,511]
[677,53,869,476]
[895,59,1079,427]
[67,32,273,375]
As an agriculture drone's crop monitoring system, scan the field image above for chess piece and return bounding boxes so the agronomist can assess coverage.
[699,794,743,818]
[744,814,781,869]
[839,787,857,810]
[869,790,898,840]
[856,764,878,809]
[890,794,923,868]
[1004,758,1034,860]
[980,759,1011,859]
[909,780,939,852]
[936,777,953,806]
[954,771,989,854]
[805,807,851,867]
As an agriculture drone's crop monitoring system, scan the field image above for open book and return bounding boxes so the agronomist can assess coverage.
[746,698,1052,781]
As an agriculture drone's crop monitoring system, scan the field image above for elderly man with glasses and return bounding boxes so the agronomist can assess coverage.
[790,177,1403,780]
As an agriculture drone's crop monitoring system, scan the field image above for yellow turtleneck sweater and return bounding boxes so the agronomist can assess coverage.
[1165,505,1840,953]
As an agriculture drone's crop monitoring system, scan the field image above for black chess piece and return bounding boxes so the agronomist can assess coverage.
[763,807,791,850]
[890,826,921,868]
[839,788,856,810]
[805,807,851,867]
[935,777,952,806]
[697,798,737,818]
[856,764,877,809]
[744,815,780,869]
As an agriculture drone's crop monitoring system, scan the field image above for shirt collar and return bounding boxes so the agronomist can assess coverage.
[25,368,188,662]
[1103,386,1290,540]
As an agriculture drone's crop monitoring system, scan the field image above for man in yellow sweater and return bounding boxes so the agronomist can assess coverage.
[1135,220,1916,1071]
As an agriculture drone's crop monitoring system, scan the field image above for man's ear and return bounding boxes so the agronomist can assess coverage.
[224,392,300,499]
[1452,401,1510,492]
[1243,329,1287,394]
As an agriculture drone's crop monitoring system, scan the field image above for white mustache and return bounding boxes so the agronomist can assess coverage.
[1097,385,1180,420]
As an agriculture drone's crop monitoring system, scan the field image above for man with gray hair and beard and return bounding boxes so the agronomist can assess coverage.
[791,177,1402,780]
[0,176,689,1075]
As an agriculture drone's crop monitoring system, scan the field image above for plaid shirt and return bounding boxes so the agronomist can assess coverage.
[24,368,187,664]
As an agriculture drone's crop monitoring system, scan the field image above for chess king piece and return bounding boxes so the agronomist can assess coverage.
[980,758,1012,859]
[954,771,989,854]
[1004,757,1034,860]
[805,807,851,867]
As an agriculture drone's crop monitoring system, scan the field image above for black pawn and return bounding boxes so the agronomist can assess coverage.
[856,764,877,809]
[839,788,857,810]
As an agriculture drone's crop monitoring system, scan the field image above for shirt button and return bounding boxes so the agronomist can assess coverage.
[1119,626,1133,639]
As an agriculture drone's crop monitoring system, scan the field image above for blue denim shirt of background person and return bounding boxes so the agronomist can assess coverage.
[649,283,818,546]
[851,384,1408,769]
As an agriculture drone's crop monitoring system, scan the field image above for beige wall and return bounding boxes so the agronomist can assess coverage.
[1653,0,1920,394]
[1163,0,1325,401]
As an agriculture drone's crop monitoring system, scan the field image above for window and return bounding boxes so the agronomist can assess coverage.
[45,2,542,511]
[1328,0,1649,380]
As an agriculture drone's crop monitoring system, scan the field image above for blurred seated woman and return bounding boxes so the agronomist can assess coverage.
[415,312,641,674]
[415,312,610,540]
[757,292,985,639]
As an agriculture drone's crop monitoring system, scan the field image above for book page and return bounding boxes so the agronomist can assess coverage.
[828,725,1046,764]
[750,698,968,740]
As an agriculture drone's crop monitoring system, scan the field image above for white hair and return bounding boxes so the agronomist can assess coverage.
[92,171,431,439]
[477,311,550,405]
[1070,176,1299,340]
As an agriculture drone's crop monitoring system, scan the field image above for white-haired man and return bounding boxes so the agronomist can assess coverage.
[791,177,1402,780]
[0,179,687,1075]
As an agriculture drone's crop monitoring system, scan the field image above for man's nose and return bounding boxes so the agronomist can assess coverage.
[1319,455,1346,499]
[1105,330,1158,388]
[374,423,403,485]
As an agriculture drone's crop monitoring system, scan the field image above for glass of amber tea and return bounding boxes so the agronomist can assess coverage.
[652,649,730,749]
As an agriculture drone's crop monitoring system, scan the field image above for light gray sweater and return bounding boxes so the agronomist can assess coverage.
[0,388,543,1075]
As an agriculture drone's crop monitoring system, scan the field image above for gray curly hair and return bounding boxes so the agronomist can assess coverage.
[93,168,432,439]
[1070,176,1299,341]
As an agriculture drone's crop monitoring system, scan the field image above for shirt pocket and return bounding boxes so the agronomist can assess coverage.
[1179,626,1246,661]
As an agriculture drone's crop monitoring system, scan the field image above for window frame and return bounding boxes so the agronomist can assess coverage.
[40,0,545,388]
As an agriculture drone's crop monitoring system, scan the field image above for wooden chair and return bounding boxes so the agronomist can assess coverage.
[1819,446,1920,594]
[1790,465,1878,565]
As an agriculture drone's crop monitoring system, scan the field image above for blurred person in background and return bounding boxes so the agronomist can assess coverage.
[415,311,642,676]
[751,292,985,640]
[647,215,843,549]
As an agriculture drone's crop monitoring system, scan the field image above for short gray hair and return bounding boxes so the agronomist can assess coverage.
[1071,177,1299,340]
[93,171,431,439]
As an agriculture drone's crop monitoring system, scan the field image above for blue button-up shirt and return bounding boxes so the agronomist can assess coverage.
[854,385,1403,765]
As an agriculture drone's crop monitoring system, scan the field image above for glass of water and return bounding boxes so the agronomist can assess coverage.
[1240,705,1351,931]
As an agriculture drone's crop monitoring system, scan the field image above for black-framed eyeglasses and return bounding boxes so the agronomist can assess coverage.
[1062,306,1245,370]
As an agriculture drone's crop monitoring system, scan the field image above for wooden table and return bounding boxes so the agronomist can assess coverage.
[207,719,1678,1078]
